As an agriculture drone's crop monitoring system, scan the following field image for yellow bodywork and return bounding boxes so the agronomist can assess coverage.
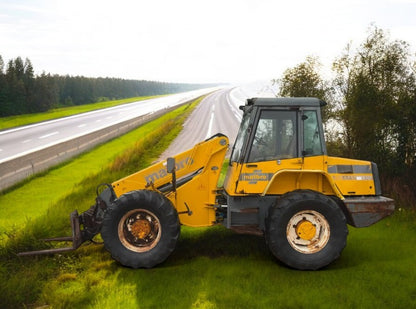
[223,155,376,199]
[112,135,229,227]
[111,133,377,228]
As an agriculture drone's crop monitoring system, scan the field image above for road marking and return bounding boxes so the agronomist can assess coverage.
[78,124,86,128]
[205,105,215,139]
[106,116,112,120]
[39,131,59,139]
[22,139,32,143]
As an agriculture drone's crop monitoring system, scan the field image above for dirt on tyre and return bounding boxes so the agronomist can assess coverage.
[265,190,348,270]
[101,190,180,268]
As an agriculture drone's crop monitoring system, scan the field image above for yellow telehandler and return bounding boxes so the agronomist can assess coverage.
[19,97,394,270]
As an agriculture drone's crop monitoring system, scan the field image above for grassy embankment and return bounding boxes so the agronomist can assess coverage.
[1,96,416,308]
[0,96,160,130]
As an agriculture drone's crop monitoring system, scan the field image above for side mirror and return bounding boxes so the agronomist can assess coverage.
[167,157,177,192]
[167,157,176,173]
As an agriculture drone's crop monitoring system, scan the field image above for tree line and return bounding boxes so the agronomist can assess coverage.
[0,55,215,117]
[275,25,416,206]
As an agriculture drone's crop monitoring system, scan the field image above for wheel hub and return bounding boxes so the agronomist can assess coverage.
[118,209,161,253]
[286,210,330,254]
[131,219,152,239]
[295,220,316,241]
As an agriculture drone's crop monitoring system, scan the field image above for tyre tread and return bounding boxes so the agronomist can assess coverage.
[265,190,348,270]
[101,190,180,268]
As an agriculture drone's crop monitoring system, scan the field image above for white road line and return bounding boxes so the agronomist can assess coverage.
[78,124,86,128]
[0,149,2,152]
[39,131,59,139]
[205,105,215,139]
[22,139,32,143]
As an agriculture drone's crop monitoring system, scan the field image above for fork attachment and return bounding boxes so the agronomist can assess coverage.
[17,210,84,256]
[17,184,115,257]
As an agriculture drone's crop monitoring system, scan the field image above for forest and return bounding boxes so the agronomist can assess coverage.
[0,57,214,117]
[275,25,415,207]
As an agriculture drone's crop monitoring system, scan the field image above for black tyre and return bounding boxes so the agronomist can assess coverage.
[101,190,180,268]
[265,190,348,270]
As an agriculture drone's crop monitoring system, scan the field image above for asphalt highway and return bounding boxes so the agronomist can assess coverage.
[0,88,217,164]
[0,83,275,166]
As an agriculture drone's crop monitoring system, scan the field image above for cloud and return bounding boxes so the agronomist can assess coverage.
[1,0,415,83]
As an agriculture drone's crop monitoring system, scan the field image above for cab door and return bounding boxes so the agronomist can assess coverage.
[235,109,302,194]
[233,108,327,195]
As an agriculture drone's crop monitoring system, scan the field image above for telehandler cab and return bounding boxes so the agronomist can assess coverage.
[19,97,394,270]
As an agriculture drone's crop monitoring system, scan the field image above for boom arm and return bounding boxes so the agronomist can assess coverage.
[112,134,229,226]
[17,134,229,257]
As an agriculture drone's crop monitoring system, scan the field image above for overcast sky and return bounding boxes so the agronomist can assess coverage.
[1,0,415,84]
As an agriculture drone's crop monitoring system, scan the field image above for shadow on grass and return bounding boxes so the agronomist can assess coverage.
[164,225,368,271]
[105,224,385,271]
[169,226,271,263]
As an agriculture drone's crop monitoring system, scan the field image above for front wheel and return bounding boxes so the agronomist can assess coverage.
[101,190,180,268]
[266,190,348,270]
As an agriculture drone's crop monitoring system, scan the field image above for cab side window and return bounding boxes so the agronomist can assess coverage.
[303,111,323,156]
[248,110,297,162]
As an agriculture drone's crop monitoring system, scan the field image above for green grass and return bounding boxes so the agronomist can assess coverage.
[0,97,200,307]
[0,95,161,130]
[1,96,416,308]
[5,214,414,308]
[0,100,179,235]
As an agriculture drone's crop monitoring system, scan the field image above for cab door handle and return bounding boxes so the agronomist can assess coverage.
[246,164,258,168]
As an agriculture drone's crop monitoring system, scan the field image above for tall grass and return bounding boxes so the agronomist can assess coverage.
[1,96,416,308]
[0,98,200,307]
[0,108,184,235]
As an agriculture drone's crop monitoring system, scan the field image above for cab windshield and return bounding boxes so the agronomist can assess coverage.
[230,108,252,163]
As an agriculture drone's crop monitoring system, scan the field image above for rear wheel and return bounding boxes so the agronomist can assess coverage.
[101,190,180,268]
[266,190,348,270]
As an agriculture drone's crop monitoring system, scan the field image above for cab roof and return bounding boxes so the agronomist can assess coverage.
[246,97,327,108]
